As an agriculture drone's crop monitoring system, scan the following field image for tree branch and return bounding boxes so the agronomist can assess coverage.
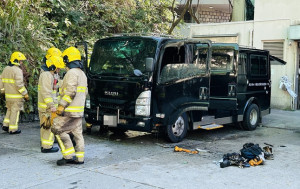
[189,3,200,24]
[171,0,176,24]
[168,0,191,34]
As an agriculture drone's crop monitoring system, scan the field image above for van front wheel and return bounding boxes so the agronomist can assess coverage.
[166,113,188,143]
[243,104,259,131]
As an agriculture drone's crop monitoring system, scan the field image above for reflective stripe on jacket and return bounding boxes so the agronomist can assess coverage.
[38,71,55,112]
[1,65,27,102]
[59,68,88,117]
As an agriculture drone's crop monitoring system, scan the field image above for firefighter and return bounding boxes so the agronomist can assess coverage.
[1,52,29,134]
[43,47,64,100]
[51,46,88,165]
[38,51,64,153]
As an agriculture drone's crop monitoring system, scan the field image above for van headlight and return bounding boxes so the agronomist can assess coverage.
[135,90,151,116]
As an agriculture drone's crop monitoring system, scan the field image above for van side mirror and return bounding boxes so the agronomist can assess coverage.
[145,58,154,72]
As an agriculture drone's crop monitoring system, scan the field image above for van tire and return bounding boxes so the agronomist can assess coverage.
[242,104,259,131]
[166,113,188,143]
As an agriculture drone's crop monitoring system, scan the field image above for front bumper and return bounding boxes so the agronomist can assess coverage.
[84,108,152,132]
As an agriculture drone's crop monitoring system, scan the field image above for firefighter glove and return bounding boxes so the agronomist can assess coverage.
[51,112,57,126]
[41,115,51,129]
[24,94,29,101]
[56,105,64,116]
[249,158,263,166]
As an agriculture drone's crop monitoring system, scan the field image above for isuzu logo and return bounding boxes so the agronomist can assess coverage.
[104,91,119,96]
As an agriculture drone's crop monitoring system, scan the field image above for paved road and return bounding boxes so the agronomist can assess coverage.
[1,110,300,189]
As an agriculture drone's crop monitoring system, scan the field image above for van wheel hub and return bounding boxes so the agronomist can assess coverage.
[172,116,185,136]
[250,109,258,125]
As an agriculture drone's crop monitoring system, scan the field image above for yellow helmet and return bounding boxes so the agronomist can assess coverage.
[10,51,26,65]
[45,47,62,60]
[62,46,81,64]
[46,55,64,71]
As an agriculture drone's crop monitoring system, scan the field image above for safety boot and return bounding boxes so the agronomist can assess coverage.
[41,147,59,153]
[57,157,84,166]
[9,130,21,134]
[2,126,8,132]
[57,158,76,166]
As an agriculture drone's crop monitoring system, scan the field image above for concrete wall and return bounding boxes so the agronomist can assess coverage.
[254,0,300,21]
[253,0,300,108]
[232,0,245,21]
[190,21,254,46]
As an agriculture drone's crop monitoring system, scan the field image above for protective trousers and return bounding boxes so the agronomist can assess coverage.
[52,116,84,162]
[39,112,55,149]
[3,101,23,132]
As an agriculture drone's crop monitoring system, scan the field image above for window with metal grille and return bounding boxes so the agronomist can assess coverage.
[263,41,284,65]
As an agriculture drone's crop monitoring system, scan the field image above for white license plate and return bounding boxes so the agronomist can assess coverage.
[103,115,117,127]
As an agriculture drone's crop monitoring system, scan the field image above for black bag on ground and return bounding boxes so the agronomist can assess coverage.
[240,143,263,160]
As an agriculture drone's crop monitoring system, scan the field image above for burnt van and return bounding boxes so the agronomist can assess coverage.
[83,35,272,142]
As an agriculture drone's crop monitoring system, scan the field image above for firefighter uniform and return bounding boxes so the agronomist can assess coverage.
[2,52,28,134]
[38,52,63,153]
[52,47,88,165]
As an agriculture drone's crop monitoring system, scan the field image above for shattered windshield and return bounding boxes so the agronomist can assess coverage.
[89,38,157,76]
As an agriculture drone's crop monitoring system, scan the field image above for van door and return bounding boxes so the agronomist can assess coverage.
[247,52,271,112]
[154,42,211,121]
[209,45,238,110]
[193,43,211,109]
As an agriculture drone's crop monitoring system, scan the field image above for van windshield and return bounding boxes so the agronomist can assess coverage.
[89,38,157,76]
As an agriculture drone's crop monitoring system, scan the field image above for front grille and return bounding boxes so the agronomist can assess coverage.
[99,102,134,117]
[99,97,126,105]
[100,103,123,110]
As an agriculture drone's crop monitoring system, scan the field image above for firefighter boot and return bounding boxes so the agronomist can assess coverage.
[41,147,59,153]
[2,126,8,132]
[57,157,84,166]
[57,157,76,166]
[9,130,21,134]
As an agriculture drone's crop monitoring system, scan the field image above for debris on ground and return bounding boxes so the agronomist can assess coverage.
[155,143,177,148]
[263,145,274,160]
[219,153,249,168]
[174,146,198,154]
[195,148,210,153]
[264,142,273,147]
[219,143,274,168]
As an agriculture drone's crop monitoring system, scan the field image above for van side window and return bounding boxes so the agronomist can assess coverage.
[159,45,206,84]
[197,47,208,69]
[250,55,267,76]
[211,49,234,74]
[238,53,247,74]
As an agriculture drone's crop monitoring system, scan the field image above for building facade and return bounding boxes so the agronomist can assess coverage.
[182,0,300,110]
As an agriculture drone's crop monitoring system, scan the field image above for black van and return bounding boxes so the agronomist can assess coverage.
[83,35,271,142]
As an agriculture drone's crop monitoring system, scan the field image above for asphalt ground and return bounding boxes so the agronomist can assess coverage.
[0,109,300,189]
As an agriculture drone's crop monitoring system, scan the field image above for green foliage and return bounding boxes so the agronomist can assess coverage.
[0,0,174,115]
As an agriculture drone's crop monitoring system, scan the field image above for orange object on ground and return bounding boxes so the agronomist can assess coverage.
[174,146,198,154]
[249,158,263,166]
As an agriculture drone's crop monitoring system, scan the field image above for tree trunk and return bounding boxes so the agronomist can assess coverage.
[168,0,191,35]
